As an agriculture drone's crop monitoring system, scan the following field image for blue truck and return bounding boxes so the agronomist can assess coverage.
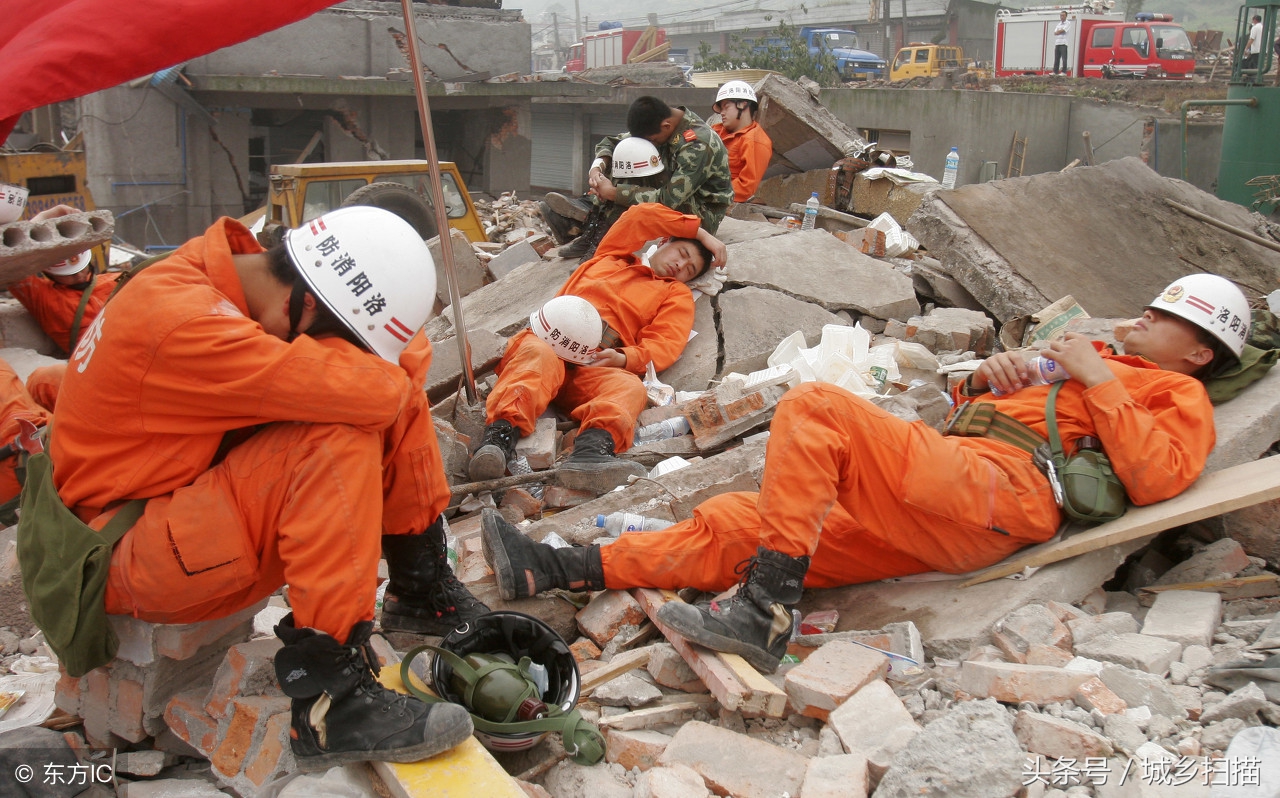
[799,27,886,80]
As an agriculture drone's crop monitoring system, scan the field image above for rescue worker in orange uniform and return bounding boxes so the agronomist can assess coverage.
[46,207,484,770]
[468,202,727,494]
[711,80,773,203]
[482,273,1248,673]
[0,358,50,505]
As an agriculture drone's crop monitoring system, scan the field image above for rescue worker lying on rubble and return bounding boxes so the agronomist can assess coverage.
[468,202,727,494]
[481,273,1249,674]
[39,207,488,770]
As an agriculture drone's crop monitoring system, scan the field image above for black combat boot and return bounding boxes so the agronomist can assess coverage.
[543,191,591,222]
[480,509,604,601]
[274,614,472,772]
[468,419,519,482]
[555,428,646,495]
[556,208,613,261]
[538,201,584,245]
[656,547,809,674]
[381,518,490,635]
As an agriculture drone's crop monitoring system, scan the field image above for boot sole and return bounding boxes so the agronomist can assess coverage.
[468,445,508,482]
[657,602,782,675]
[555,460,647,495]
[544,192,590,222]
[480,510,522,601]
[292,708,474,773]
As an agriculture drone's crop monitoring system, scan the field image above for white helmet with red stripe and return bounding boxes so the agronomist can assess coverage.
[45,250,92,276]
[1148,273,1250,358]
[529,295,603,364]
[284,206,436,362]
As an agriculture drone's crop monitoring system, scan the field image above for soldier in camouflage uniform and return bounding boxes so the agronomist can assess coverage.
[550,96,732,262]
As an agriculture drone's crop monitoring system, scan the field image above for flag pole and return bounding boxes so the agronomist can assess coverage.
[400,0,477,403]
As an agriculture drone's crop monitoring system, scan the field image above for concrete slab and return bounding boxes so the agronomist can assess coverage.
[424,328,508,403]
[718,286,843,377]
[755,73,866,175]
[0,211,114,283]
[658,293,718,393]
[1207,365,1280,472]
[726,229,918,321]
[907,158,1280,323]
[713,215,790,246]
[424,256,575,340]
[427,229,485,307]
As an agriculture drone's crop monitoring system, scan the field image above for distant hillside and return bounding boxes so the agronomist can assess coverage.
[1156,0,1249,34]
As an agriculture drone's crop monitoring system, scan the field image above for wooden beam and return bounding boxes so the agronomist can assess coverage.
[960,456,1280,587]
[632,588,788,718]
[1137,574,1280,606]
[597,696,718,730]
[580,644,656,696]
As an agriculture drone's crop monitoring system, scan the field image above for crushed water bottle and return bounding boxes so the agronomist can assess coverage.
[596,512,674,535]
[800,192,820,231]
[633,416,691,446]
[990,355,1071,397]
[507,453,543,500]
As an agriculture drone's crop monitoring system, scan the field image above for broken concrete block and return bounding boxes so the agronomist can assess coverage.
[647,643,706,693]
[658,293,718,393]
[1208,367,1280,473]
[0,210,114,283]
[851,172,936,226]
[1073,633,1182,677]
[515,416,557,470]
[606,728,672,771]
[542,484,597,509]
[994,604,1072,662]
[1097,664,1188,720]
[1014,710,1114,760]
[1066,612,1141,648]
[112,601,266,666]
[633,763,710,798]
[755,73,866,173]
[424,256,576,341]
[898,307,995,356]
[1073,677,1128,715]
[827,680,922,781]
[594,673,663,709]
[875,699,1025,798]
[658,720,809,798]
[1140,590,1221,649]
[486,238,542,281]
[800,753,869,798]
[0,308,59,357]
[1198,681,1268,724]
[684,380,789,451]
[726,231,919,322]
[717,286,843,378]
[576,590,647,647]
[542,758,636,798]
[960,661,1095,705]
[784,640,888,721]
[427,228,486,307]
[423,329,508,403]
[203,638,282,720]
[1152,538,1251,586]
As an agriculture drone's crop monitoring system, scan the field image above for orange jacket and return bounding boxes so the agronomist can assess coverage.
[560,203,699,374]
[51,217,425,514]
[953,348,1215,507]
[713,120,773,202]
[9,272,121,354]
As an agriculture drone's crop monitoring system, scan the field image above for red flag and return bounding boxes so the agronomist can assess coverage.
[0,1,338,141]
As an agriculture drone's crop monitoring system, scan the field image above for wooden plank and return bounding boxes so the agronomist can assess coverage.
[580,644,657,696]
[632,588,788,718]
[597,696,718,731]
[961,457,1280,587]
[1137,575,1280,607]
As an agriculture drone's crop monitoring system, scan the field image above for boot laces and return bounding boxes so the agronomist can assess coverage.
[346,638,413,711]
[482,422,517,456]
[425,571,488,618]
[570,429,614,460]
[708,557,758,615]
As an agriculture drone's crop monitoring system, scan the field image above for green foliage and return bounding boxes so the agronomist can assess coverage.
[695,20,844,86]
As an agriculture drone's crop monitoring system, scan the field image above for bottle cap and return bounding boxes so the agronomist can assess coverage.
[595,514,607,527]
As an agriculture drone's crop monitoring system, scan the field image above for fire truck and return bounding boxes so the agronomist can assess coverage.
[564,26,668,73]
[994,5,1196,79]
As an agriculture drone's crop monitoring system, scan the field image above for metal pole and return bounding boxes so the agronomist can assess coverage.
[400,0,477,403]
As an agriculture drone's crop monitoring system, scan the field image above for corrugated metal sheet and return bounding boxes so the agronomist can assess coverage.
[531,110,575,190]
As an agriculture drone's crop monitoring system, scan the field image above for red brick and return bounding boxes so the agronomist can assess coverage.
[211,696,290,779]
[786,641,889,721]
[81,669,111,746]
[1025,644,1074,668]
[606,728,672,771]
[163,691,219,754]
[959,661,1094,705]
[577,590,647,647]
[569,639,602,663]
[1072,677,1127,715]
[110,676,148,742]
[204,638,282,719]
[243,710,293,788]
[54,671,83,716]
[155,602,266,660]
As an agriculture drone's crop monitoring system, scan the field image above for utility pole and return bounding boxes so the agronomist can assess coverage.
[552,12,562,68]
[575,0,582,41]
[883,0,892,61]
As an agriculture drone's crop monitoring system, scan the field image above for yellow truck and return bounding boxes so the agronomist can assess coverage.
[890,43,967,81]
[258,159,487,244]
[0,139,111,270]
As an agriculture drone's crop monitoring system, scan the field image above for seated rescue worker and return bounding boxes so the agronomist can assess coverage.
[482,273,1248,673]
[710,80,773,203]
[0,358,50,505]
[468,202,727,494]
[544,96,732,262]
[41,207,487,770]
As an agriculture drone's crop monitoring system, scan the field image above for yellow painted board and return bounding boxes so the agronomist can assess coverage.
[373,662,526,798]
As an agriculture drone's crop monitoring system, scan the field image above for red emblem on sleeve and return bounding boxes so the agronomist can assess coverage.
[682,129,696,142]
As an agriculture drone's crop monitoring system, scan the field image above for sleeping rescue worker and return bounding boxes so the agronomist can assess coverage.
[38,206,486,770]
[711,80,773,203]
[467,202,727,495]
[481,273,1248,674]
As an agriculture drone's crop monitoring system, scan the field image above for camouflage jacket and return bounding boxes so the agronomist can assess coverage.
[595,108,733,233]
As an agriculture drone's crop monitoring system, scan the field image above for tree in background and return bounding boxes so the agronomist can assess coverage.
[696,20,843,86]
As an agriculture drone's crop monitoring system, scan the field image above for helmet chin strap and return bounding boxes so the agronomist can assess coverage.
[286,281,309,343]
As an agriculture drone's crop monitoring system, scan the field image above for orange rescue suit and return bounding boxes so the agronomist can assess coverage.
[0,359,51,503]
[50,218,449,641]
[713,120,773,203]
[485,203,700,452]
[600,355,1215,591]
[9,272,121,355]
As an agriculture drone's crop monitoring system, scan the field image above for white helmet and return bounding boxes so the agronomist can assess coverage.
[714,80,757,109]
[530,295,603,364]
[284,206,436,362]
[45,250,92,276]
[611,138,664,179]
[1148,273,1250,358]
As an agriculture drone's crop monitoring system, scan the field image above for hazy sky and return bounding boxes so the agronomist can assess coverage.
[519,0,788,37]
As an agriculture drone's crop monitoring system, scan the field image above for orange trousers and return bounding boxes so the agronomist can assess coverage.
[0,361,51,503]
[486,329,647,453]
[103,390,449,641]
[600,383,1060,591]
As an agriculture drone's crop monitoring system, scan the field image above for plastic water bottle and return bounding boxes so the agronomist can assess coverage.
[507,453,543,500]
[800,192,820,231]
[595,512,675,535]
[989,355,1071,397]
[941,147,960,190]
[633,416,691,446]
